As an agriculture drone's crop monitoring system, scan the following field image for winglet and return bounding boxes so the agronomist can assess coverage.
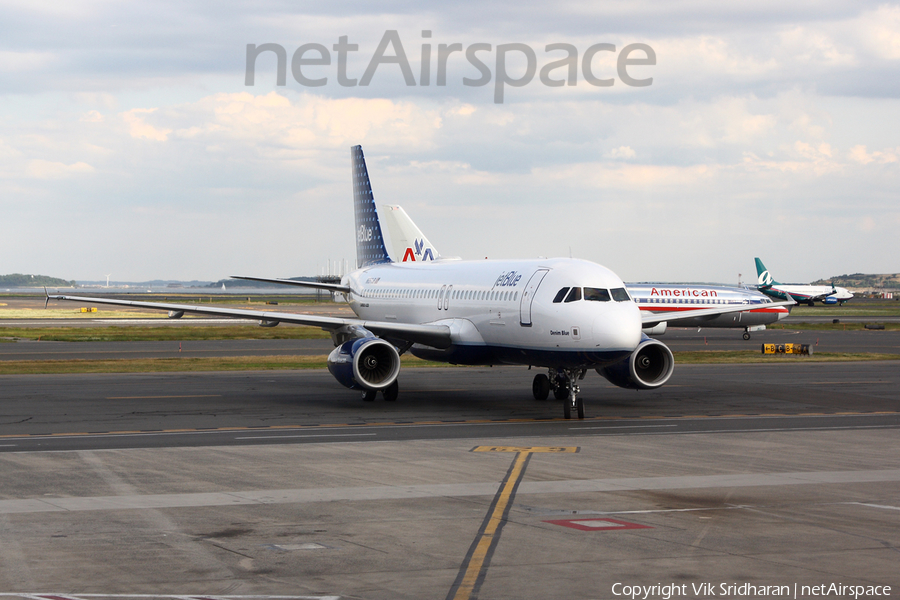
[44,286,50,309]
[784,292,797,312]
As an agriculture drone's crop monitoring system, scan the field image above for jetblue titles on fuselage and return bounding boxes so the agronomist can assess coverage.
[494,271,523,288]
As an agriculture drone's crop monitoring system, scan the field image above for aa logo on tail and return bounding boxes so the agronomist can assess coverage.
[402,238,435,262]
[758,270,773,285]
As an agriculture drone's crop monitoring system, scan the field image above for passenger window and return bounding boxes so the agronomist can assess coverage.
[611,288,631,302]
[564,287,582,303]
[584,287,611,302]
[553,287,570,303]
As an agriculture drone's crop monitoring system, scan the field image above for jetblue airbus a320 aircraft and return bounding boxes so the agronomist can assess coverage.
[48,146,793,419]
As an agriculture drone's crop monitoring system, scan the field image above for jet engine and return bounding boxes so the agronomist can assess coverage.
[327,337,401,391]
[595,335,674,390]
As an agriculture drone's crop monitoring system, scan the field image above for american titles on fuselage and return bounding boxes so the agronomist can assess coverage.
[649,287,718,297]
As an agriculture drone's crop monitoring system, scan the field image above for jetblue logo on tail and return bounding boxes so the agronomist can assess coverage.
[357,225,373,243]
[401,238,435,262]
[352,145,390,268]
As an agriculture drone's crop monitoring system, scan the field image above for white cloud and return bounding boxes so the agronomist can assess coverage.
[848,145,899,165]
[605,146,636,159]
[121,108,171,141]
[24,159,95,179]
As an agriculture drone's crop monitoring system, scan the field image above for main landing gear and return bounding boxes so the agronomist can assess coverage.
[743,328,752,341]
[362,380,399,402]
[532,368,586,420]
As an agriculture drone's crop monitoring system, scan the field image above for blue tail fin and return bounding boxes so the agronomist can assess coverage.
[352,145,390,268]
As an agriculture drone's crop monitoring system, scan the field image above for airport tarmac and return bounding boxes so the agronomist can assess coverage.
[1,321,899,598]
[0,378,900,600]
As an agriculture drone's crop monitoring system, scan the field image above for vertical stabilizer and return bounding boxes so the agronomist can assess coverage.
[755,257,778,287]
[352,145,390,268]
[381,204,441,263]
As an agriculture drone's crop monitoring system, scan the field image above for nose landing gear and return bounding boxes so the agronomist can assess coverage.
[533,368,586,419]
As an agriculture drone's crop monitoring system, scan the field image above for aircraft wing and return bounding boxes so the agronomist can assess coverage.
[45,292,451,349]
[230,276,352,293]
[641,299,795,326]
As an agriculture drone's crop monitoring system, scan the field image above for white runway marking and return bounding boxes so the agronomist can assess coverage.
[0,468,897,515]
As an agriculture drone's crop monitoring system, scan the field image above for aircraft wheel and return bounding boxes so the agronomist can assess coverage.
[362,389,377,402]
[553,375,569,400]
[563,401,571,420]
[532,374,550,400]
[576,397,584,420]
[382,381,399,402]
[743,332,751,340]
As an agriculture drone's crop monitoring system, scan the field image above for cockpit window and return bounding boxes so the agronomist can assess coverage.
[611,288,631,302]
[552,287,570,303]
[584,287,611,302]
[564,287,582,303]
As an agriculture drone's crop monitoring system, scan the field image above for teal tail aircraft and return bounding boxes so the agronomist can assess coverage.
[755,258,853,306]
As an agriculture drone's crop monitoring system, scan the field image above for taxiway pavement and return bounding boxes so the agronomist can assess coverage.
[1,330,898,598]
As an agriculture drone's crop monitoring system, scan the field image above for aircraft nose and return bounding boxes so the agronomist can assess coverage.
[776,308,790,321]
[592,304,641,351]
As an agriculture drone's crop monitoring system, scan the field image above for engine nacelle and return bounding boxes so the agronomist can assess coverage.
[327,337,401,391]
[595,335,674,390]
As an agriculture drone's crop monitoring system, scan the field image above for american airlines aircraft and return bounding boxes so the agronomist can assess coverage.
[47,146,793,419]
[627,284,789,340]
[755,258,853,306]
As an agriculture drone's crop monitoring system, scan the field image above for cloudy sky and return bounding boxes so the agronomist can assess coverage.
[2,1,898,284]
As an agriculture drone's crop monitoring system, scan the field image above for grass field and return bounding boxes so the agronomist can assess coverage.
[0,324,331,342]
[0,354,448,374]
[787,302,900,318]
[767,322,900,331]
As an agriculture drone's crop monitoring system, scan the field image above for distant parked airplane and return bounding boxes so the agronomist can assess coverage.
[755,258,853,306]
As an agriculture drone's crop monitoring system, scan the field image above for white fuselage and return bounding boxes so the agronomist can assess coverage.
[628,284,790,328]
[760,283,853,304]
[343,257,643,368]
